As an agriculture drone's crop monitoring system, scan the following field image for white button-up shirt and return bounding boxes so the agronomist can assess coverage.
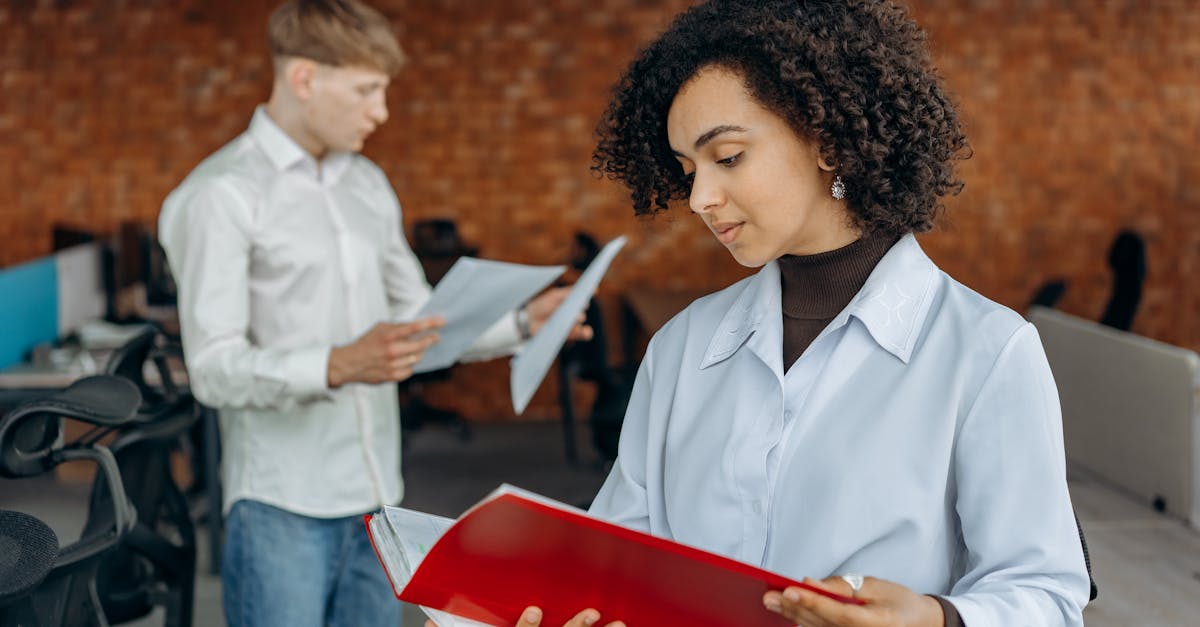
[159,108,519,518]
[590,235,1090,626]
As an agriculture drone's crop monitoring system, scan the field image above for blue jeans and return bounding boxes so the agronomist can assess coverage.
[222,500,402,627]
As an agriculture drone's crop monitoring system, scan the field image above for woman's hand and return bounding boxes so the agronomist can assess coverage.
[423,606,624,627]
[762,576,944,627]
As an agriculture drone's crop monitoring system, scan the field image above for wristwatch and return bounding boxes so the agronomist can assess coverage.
[516,306,532,340]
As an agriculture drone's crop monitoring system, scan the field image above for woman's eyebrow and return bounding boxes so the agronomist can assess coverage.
[672,124,749,156]
[693,124,748,150]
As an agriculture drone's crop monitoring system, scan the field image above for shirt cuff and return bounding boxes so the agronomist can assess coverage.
[461,311,523,362]
[284,346,333,397]
[932,595,965,627]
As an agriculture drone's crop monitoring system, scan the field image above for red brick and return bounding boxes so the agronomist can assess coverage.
[2,0,1198,418]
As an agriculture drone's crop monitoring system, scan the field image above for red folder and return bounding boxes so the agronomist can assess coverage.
[365,485,862,627]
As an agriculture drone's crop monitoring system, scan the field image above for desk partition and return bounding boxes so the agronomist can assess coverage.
[0,243,104,370]
[1030,306,1200,529]
[0,257,58,370]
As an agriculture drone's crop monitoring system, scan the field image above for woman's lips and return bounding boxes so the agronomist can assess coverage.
[713,221,744,245]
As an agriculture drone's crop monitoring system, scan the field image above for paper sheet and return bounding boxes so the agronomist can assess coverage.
[423,607,494,627]
[509,236,627,414]
[411,258,564,373]
[378,505,491,627]
[382,506,454,573]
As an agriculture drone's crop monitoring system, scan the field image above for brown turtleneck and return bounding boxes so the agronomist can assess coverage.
[779,230,898,370]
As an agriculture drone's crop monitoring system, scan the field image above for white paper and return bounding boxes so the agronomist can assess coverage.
[382,506,454,573]
[411,258,564,373]
[423,607,494,627]
[509,236,627,414]
[376,505,491,627]
[404,484,598,627]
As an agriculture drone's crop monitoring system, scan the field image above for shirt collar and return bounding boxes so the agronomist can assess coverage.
[247,106,354,184]
[249,106,308,172]
[700,233,938,369]
[841,233,938,363]
[700,262,778,370]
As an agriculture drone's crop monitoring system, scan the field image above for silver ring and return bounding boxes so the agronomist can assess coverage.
[839,573,864,597]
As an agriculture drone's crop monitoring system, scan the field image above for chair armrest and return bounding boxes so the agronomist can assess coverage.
[0,376,140,479]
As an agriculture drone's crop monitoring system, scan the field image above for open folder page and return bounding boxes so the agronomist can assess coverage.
[365,507,489,627]
[410,258,564,374]
[509,236,627,414]
[364,484,861,627]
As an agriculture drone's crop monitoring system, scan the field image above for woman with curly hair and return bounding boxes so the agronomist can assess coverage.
[478,1,1090,626]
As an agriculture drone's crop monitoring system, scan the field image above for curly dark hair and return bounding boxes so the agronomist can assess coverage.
[592,0,969,236]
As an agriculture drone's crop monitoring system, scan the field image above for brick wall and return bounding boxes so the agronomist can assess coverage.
[2,0,1197,420]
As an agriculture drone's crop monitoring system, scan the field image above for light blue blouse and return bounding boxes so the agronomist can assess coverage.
[589,235,1090,626]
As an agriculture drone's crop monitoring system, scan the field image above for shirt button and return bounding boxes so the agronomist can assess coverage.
[752,500,764,515]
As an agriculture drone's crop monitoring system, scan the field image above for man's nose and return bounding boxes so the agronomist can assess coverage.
[369,95,389,125]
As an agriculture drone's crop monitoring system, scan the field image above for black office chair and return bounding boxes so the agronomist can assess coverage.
[1028,279,1067,310]
[0,375,142,627]
[1077,513,1098,601]
[410,218,479,285]
[1099,229,1146,332]
[87,325,199,626]
[557,233,635,465]
[0,510,59,617]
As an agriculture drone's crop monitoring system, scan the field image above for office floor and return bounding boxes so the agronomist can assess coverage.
[2,420,1198,626]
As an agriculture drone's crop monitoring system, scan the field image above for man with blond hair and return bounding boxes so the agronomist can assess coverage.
[158,1,580,624]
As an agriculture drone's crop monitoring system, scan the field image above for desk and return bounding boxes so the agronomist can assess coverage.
[0,359,106,412]
[621,286,708,363]
[0,357,223,576]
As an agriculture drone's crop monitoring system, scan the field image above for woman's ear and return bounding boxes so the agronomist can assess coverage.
[817,154,838,173]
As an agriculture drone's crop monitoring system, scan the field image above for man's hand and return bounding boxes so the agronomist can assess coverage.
[524,287,593,341]
[327,317,445,387]
[762,575,945,627]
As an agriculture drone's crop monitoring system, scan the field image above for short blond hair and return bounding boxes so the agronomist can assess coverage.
[268,0,405,76]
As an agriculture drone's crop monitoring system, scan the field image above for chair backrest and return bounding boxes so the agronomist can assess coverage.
[411,218,478,285]
[0,376,141,627]
[87,328,199,626]
[1099,229,1146,331]
[104,323,188,413]
[557,233,636,463]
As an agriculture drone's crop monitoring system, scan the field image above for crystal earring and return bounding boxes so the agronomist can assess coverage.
[831,175,846,200]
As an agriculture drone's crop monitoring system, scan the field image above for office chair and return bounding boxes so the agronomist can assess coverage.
[87,325,199,626]
[0,510,59,617]
[557,298,630,464]
[411,218,479,284]
[557,233,635,465]
[1099,229,1146,332]
[1028,279,1067,310]
[0,375,142,627]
